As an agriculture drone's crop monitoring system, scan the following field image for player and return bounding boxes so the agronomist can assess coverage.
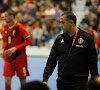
[0,9,32,90]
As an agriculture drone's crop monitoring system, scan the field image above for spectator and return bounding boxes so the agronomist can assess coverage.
[87,9,94,20]
[97,22,100,34]
[89,1,98,14]
[87,26,98,39]
[51,20,61,35]
[60,1,69,12]
[93,14,99,28]
[36,5,46,20]
[53,0,62,6]
[95,0,100,6]
[0,0,9,12]
[18,5,26,15]
[55,4,63,21]
[28,4,37,19]
[86,0,92,7]
[20,81,49,90]
[96,6,100,20]
[82,14,89,25]
[32,21,43,46]
[89,19,97,31]
[79,20,88,31]
[45,4,56,21]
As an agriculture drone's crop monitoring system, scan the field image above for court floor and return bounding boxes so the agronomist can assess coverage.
[0,57,100,90]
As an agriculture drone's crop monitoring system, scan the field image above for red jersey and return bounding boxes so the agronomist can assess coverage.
[3,21,32,62]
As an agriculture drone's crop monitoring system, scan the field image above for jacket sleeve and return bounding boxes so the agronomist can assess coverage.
[43,37,59,82]
[87,35,98,76]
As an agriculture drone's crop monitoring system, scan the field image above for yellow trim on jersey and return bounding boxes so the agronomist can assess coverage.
[8,21,17,29]
[22,67,26,76]
[24,35,30,40]
[8,36,11,44]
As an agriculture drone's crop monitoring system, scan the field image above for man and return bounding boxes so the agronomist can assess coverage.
[20,81,49,90]
[0,9,32,90]
[87,75,100,90]
[43,11,98,90]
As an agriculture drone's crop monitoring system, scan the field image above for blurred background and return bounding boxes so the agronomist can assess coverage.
[0,0,100,57]
[1,0,100,57]
[0,0,100,90]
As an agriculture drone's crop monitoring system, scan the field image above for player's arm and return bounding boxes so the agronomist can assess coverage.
[6,47,17,56]
[15,36,32,50]
[6,25,32,56]
[0,39,3,49]
[0,33,4,57]
[6,36,32,56]
[0,32,3,48]
[0,39,4,57]
[15,25,32,51]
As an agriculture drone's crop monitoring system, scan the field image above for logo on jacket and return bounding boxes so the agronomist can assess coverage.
[61,39,64,43]
[78,38,84,44]
[76,45,83,48]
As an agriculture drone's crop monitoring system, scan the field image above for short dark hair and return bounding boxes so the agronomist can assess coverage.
[6,9,16,18]
[87,76,100,90]
[20,81,49,90]
[61,11,77,24]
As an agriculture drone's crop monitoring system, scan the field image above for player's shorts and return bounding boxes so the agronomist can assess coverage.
[3,59,29,79]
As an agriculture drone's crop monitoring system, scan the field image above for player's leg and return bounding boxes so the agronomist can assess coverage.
[3,62,15,90]
[5,76,12,90]
[14,59,29,87]
[18,66,27,87]
[19,78,26,87]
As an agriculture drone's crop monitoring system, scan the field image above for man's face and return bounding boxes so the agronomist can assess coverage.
[60,15,71,33]
[4,12,11,23]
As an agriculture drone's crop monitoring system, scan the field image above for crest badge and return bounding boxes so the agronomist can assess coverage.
[12,30,16,36]
[78,38,84,44]
[5,31,7,34]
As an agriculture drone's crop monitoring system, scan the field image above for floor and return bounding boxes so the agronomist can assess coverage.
[0,57,100,90]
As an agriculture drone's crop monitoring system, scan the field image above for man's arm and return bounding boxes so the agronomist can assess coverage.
[87,35,98,76]
[43,38,59,83]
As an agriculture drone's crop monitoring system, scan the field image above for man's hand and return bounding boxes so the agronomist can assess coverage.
[6,47,17,56]
[43,81,47,85]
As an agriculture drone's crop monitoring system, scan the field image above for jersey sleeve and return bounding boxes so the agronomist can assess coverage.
[19,24,30,39]
[15,24,32,50]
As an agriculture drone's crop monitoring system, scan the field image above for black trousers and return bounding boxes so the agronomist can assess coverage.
[57,77,88,90]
